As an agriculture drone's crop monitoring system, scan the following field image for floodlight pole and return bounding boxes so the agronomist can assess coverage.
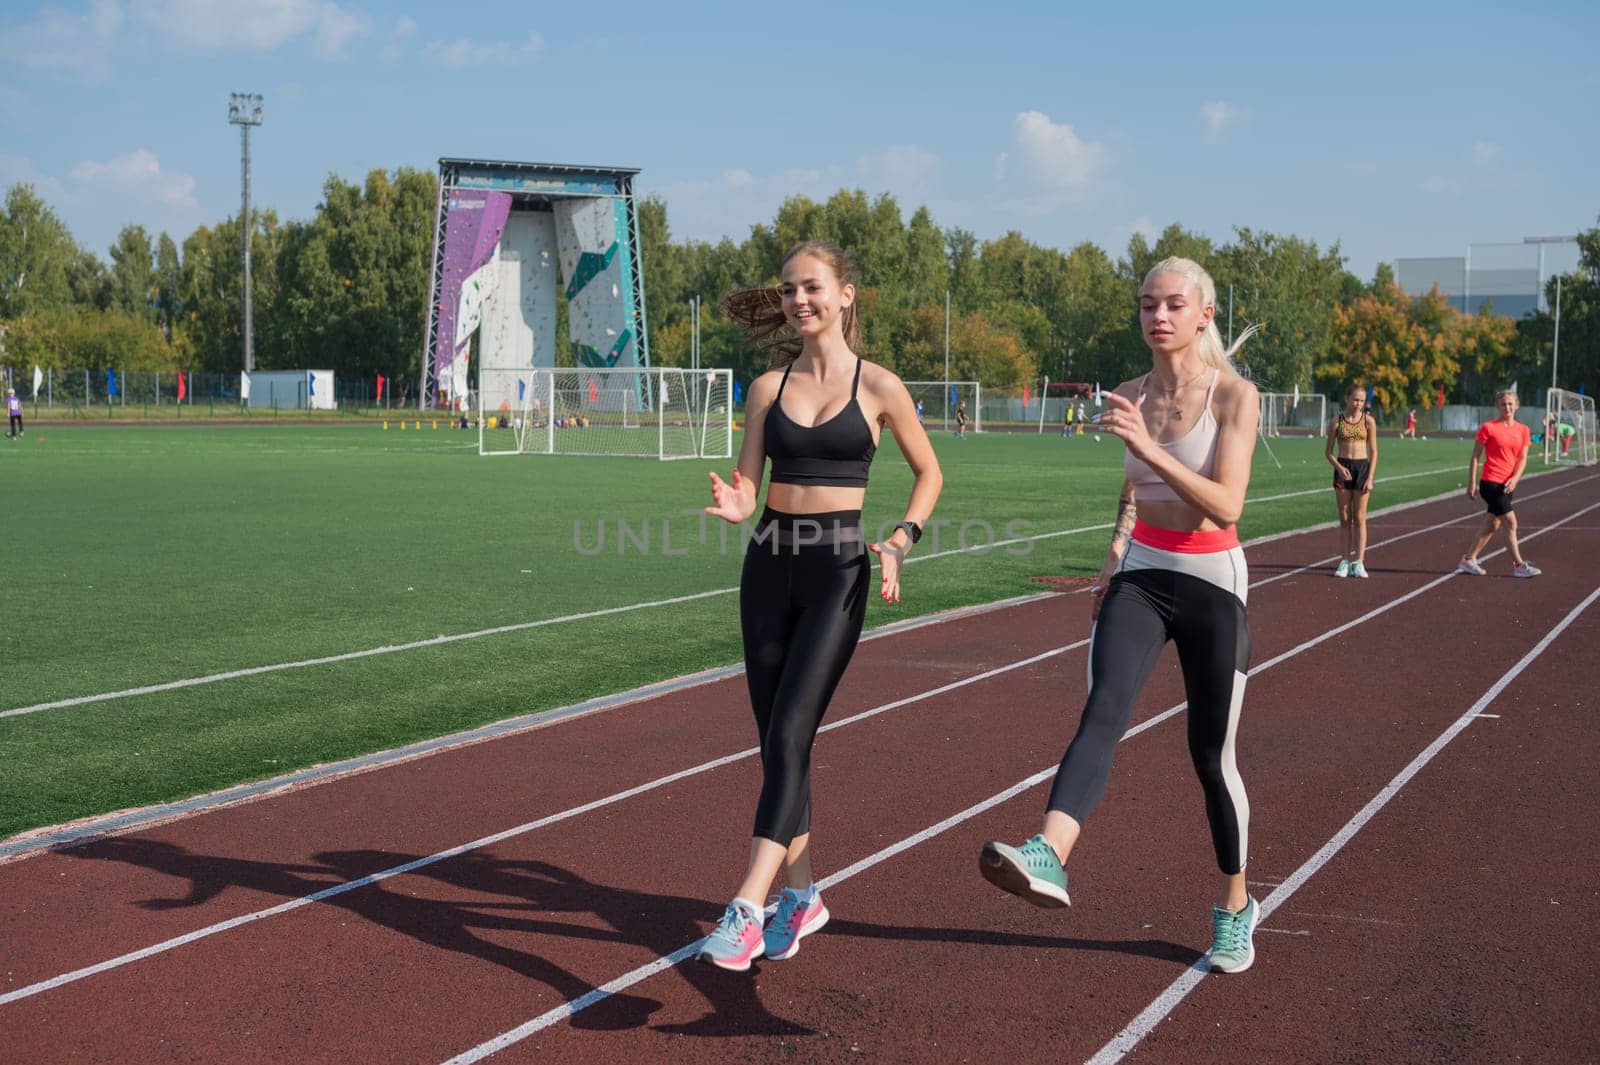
[1551,275,1562,391]
[943,289,951,430]
[228,93,263,375]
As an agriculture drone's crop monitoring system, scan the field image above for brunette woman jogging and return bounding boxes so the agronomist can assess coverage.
[979,256,1265,974]
[1326,383,1378,577]
[698,241,942,970]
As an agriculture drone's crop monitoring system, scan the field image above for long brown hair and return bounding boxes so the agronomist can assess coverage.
[721,240,862,368]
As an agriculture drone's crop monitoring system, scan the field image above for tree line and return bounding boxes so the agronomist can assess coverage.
[1,172,1594,411]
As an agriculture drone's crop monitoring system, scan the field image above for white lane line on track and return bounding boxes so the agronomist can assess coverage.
[1,465,1485,721]
[1086,581,1600,1065]
[431,494,1600,1061]
[5,487,1593,1013]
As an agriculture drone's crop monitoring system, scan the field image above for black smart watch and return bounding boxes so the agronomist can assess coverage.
[894,520,922,545]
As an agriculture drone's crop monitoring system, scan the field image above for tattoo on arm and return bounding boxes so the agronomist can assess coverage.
[1110,496,1136,550]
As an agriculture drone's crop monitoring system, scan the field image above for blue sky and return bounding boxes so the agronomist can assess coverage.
[2,0,1596,280]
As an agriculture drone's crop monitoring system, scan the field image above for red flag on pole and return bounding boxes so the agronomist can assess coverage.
[1022,384,1032,407]
[376,374,385,403]
[587,377,599,404]
[1436,384,1445,408]
[176,372,186,401]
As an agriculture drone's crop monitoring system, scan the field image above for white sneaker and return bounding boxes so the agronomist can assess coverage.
[1513,561,1541,578]
[1334,559,1350,578]
[1457,556,1486,576]
[1350,561,1369,579]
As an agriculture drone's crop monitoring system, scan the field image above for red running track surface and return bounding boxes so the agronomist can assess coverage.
[1,469,1597,1064]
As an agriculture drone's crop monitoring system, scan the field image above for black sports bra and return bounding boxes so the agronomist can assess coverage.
[764,359,877,487]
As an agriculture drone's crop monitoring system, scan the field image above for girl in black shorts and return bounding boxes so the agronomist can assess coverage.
[1325,383,1377,578]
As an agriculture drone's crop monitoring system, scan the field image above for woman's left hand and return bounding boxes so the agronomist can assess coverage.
[867,536,908,603]
[1362,476,1374,492]
[1098,391,1158,462]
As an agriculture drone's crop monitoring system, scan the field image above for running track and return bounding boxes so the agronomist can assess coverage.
[2,470,1597,1063]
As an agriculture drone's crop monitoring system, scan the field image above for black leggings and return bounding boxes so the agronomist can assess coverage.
[1047,549,1252,874]
[740,509,870,846]
[7,414,19,435]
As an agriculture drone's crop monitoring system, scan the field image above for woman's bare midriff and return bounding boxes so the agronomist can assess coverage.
[766,484,868,514]
[1136,498,1228,533]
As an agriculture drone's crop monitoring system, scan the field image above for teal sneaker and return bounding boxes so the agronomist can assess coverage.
[1349,560,1369,579]
[763,887,830,960]
[979,834,1070,907]
[1334,559,1350,578]
[1208,896,1258,973]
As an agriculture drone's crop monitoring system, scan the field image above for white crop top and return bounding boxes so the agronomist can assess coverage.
[1122,370,1221,502]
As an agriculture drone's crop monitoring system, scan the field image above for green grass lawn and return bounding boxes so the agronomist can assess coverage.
[0,423,1485,838]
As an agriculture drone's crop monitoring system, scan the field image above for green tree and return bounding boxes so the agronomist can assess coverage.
[0,184,83,317]
[108,224,157,319]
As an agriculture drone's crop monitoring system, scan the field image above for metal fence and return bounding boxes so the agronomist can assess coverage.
[0,368,418,412]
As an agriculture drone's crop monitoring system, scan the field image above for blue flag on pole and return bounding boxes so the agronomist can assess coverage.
[1366,384,1374,409]
[950,384,958,405]
[307,372,315,396]
[517,378,526,401]
[106,368,118,396]
[733,380,743,404]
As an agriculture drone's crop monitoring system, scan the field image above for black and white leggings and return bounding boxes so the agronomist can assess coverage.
[1047,537,1251,874]
[739,509,870,846]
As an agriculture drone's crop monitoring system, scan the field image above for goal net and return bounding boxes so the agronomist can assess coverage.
[1258,392,1326,437]
[1544,387,1597,466]
[479,367,732,460]
[901,380,982,432]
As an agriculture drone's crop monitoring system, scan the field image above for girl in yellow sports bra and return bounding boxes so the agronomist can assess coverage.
[1325,383,1377,578]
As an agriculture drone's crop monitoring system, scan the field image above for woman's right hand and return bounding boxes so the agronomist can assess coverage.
[1332,462,1350,482]
[1089,565,1117,623]
[1466,482,1478,500]
[705,469,750,524]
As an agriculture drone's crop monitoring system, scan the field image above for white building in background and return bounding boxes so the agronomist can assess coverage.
[1395,236,1580,319]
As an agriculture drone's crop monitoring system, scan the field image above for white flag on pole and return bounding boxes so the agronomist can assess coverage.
[241,371,251,402]
[1094,382,1102,407]
[32,365,43,399]
[1292,384,1300,408]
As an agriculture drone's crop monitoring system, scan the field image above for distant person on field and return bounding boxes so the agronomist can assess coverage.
[1062,400,1075,437]
[916,399,925,424]
[1326,383,1377,578]
[955,400,968,439]
[1402,408,1418,439]
[6,387,21,438]
[700,241,943,971]
[1075,401,1087,434]
[1458,389,1539,578]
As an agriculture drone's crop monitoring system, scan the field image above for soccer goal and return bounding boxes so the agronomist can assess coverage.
[1544,387,1597,466]
[479,367,732,460]
[902,380,982,432]
[1257,391,1326,437]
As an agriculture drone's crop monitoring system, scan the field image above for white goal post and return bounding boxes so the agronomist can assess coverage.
[478,367,733,460]
[901,380,982,432]
[1544,387,1597,466]
[1257,391,1326,437]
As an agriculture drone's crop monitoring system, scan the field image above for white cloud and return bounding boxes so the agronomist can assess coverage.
[379,15,416,64]
[855,145,939,197]
[130,0,372,58]
[0,0,123,80]
[424,31,543,68]
[1473,140,1501,165]
[1117,216,1158,243]
[1010,111,1107,197]
[653,165,845,243]
[1200,100,1253,144]
[71,149,198,209]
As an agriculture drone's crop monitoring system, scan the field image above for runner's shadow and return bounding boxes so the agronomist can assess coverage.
[824,917,1200,966]
[67,838,809,1036]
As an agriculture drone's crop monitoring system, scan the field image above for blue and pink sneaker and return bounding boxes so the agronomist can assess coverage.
[697,898,765,971]
[763,887,830,960]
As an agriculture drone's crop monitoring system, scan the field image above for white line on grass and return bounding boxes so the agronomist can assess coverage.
[0,464,1491,721]
[4,490,1592,1015]
[1086,582,1600,1065]
[430,494,1600,1061]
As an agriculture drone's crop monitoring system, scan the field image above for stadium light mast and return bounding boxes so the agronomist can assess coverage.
[228,93,263,375]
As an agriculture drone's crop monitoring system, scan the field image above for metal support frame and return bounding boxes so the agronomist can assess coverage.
[421,157,651,411]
